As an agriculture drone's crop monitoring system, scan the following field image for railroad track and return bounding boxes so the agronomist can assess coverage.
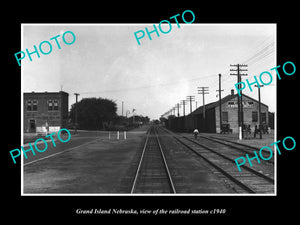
[186,135,275,176]
[160,127,274,194]
[130,126,176,194]
[199,134,274,164]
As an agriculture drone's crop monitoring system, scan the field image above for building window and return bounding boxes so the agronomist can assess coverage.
[222,111,228,122]
[32,100,38,111]
[27,99,38,111]
[252,111,258,122]
[48,100,53,111]
[27,100,32,111]
[54,99,59,110]
[261,112,267,123]
[48,99,59,111]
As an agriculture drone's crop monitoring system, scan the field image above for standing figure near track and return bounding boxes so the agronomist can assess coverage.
[45,121,49,136]
[193,128,199,140]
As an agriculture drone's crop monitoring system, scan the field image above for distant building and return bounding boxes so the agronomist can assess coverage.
[23,91,69,133]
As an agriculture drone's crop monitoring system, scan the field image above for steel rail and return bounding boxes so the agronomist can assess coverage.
[130,128,151,194]
[198,134,274,164]
[172,135,256,193]
[182,136,274,184]
[131,126,176,194]
[159,127,259,193]
[154,128,176,193]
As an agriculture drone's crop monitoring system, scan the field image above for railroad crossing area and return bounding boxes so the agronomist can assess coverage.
[23,125,274,194]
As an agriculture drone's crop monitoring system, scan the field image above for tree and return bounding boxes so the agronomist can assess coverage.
[69,97,117,130]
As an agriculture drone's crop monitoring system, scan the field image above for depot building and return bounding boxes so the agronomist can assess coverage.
[23,91,69,133]
[167,89,274,134]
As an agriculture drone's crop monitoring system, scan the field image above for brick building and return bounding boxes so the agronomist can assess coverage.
[23,91,69,133]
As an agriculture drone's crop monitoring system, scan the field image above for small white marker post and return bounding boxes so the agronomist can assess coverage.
[117,131,120,140]
[239,126,242,140]
[124,131,126,140]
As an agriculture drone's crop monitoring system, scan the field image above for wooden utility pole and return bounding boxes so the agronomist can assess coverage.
[186,96,195,114]
[230,64,248,140]
[255,84,264,139]
[197,87,209,119]
[181,100,187,116]
[74,93,80,133]
[216,74,224,133]
[176,103,180,117]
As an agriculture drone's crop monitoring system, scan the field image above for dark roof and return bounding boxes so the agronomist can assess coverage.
[191,93,268,115]
[24,91,69,96]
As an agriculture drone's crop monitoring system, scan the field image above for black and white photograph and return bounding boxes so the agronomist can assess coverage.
[4,5,298,220]
[21,24,276,195]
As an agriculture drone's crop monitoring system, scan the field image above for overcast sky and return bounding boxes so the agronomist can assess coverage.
[22,24,276,120]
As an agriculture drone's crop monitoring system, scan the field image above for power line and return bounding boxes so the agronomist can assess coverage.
[238,36,275,64]
[244,45,275,65]
[242,42,274,62]
[79,74,218,95]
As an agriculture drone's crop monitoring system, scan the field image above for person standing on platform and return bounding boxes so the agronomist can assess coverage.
[254,125,258,138]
